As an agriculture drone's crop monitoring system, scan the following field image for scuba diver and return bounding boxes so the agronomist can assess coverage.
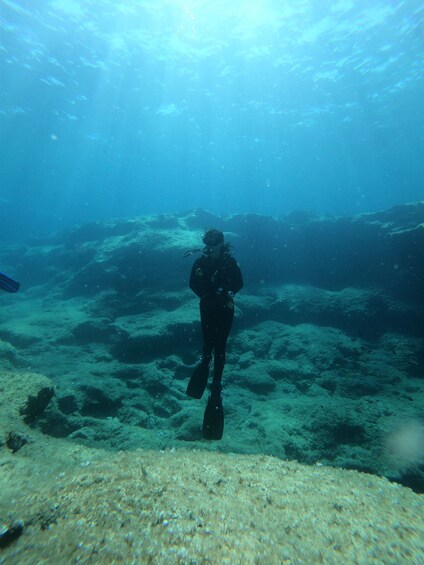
[186,228,243,440]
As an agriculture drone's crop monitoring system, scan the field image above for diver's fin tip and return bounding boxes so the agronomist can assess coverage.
[186,362,209,399]
[202,397,224,441]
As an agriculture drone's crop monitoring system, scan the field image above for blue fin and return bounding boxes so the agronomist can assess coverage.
[0,271,20,293]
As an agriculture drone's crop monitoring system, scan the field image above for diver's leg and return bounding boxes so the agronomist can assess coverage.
[211,301,234,393]
[187,299,213,399]
[203,301,234,440]
[200,297,215,362]
[203,304,232,440]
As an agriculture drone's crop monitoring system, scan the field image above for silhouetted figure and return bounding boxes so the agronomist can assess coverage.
[186,229,243,440]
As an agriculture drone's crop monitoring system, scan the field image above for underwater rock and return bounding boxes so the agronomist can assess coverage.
[184,208,225,230]
[6,431,30,453]
[340,377,382,398]
[110,326,190,363]
[116,407,152,428]
[111,335,162,363]
[57,393,79,414]
[79,385,123,417]
[170,406,204,441]
[0,371,55,430]
[20,385,55,425]
[68,427,95,441]
[0,204,423,494]
[231,368,276,394]
[6,202,424,306]
[146,214,180,229]
[70,318,119,344]
[37,406,81,438]
[0,338,18,365]
[3,204,423,293]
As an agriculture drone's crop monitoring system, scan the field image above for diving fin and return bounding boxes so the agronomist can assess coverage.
[203,391,224,441]
[186,361,209,399]
[0,271,20,293]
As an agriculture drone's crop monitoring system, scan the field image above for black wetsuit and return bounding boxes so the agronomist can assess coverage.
[189,251,243,387]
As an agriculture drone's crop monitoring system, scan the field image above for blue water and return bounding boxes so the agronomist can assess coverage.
[1,0,423,241]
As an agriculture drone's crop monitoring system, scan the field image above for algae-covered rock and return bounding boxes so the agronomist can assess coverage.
[0,371,54,437]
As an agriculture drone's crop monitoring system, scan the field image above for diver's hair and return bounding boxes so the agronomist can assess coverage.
[202,228,224,246]
[202,228,235,255]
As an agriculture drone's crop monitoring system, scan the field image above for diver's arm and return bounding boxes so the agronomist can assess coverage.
[228,258,243,295]
[189,261,209,298]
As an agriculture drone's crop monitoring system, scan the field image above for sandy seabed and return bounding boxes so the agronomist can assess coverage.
[1,433,423,565]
